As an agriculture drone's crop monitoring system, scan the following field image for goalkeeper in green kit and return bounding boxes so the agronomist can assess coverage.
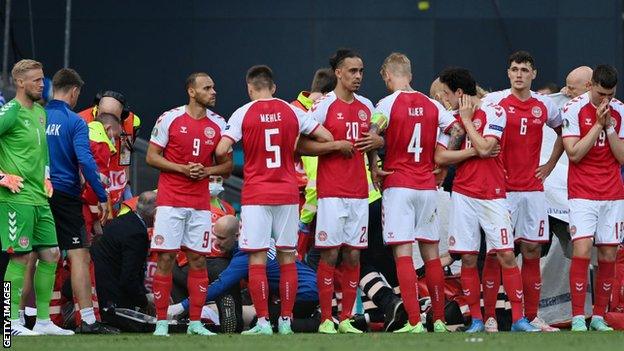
[0,59,73,336]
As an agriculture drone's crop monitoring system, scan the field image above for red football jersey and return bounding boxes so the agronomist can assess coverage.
[149,106,225,210]
[374,90,457,190]
[483,89,562,191]
[437,104,507,199]
[561,93,624,200]
[222,98,319,205]
[308,91,374,199]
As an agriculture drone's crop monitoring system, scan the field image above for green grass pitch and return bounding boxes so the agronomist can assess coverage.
[8,331,624,351]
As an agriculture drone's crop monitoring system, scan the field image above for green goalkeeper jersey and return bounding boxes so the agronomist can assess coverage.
[0,99,49,205]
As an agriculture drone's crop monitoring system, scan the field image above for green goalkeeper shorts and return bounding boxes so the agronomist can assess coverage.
[0,202,57,253]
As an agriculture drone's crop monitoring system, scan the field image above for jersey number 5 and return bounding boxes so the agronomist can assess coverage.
[408,123,423,162]
[265,128,281,168]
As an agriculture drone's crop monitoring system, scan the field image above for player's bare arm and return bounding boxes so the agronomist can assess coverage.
[434,144,478,166]
[367,150,392,191]
[296,136,354,157]
[459,96,499,158]
[214,137,235,177]
[188,158,233,180]
[563,99,608,163]
[354,131,384,152]
[447,122,466,151]
[146,143,193,177]
[535,125,564,181]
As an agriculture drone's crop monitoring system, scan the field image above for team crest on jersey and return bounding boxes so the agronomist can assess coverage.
[532,106,542,118]
[472,119,482,130]
[337,112,344,120]
[318,231,328,242]
[584,118,592,126]
[18,236,29,248]
[154,235,164,246]
[180,126,188,134]
[358,109,368,121]
[204,127,216,139]
[508,106,515,114]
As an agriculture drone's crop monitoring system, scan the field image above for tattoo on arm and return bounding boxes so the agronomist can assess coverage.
[448,123,466,151]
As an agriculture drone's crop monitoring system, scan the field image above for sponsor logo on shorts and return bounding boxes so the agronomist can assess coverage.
[562,118,570,129]
[448,235,456,246]
[154,235,165,246]
[569,225,577,235]
[358,110,368,121]
[318,231,327,242]
[18,236,29,249]
[532,106,542,118]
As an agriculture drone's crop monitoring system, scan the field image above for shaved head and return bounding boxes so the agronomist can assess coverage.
[429,77,451,109]
[564,66,593,98]
[98,96,124,119]
[213,215,239,252]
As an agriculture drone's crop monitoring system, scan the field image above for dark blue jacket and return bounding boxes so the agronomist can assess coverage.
[182,243,318,310]
[45,100,107,202]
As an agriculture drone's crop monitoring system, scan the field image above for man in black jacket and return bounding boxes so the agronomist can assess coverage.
[91,191,156,314]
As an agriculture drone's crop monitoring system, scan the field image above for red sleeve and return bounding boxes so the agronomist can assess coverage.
[90,141,112,175]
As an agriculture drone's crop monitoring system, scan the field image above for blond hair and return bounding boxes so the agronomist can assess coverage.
[380,52,411,78]
[12,59,43,80]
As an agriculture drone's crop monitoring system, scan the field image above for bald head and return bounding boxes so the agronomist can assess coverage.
[97,96,124,119]
[213,215,239,252]
[429,78,451,110]
[215,215,239,237]
[564,66,593,98]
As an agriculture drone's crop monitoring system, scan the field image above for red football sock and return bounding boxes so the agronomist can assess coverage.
[396,256,420,325]
[521,257,541,320]
[502,266,524,323]
[425,258,445,322]
[339,263,360,321]
[317,261,335,322]
[569,256,590,317]
[187,267,208,321]
[279,262,298,318]
[593,260,616,317]
[482,254,501,320]
[249,264,269,319]
[460,266,482,320]
[153,273,173,321]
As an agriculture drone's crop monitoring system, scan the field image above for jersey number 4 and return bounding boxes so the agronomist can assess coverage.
[408,123,423,162]
[265,128,281,168]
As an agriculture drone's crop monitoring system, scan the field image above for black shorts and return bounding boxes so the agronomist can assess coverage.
[49,190,88,250]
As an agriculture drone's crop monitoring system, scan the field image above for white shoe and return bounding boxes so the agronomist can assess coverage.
[11,321,41,336]
[530,317,560,332]
[33,321,75,336]
[484,317,499,332]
